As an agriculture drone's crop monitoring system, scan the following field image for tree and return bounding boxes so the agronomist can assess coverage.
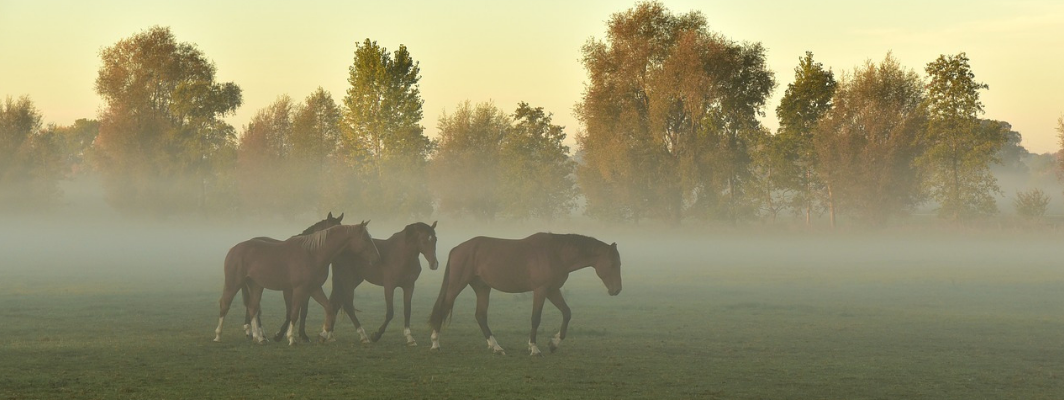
[50,118,100,177]
[236,96,296,217]
[774,51,837,224]
[1056,115,1064,179]
[920,53,1005,221]
[0,96,63,210]
[93,26,241,215]
[430,101,508,219]
[576,1,774,224]
[341,39,432,219]
[497,103,577,220]
[291,88,342,213]
[814,54,927,227]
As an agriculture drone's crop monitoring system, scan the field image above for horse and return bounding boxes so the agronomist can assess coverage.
[427,233,621,356]
[213,221,380,345]
[274,222,440,346]
[240,212,344,341]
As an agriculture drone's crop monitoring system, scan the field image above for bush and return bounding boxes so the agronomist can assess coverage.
[1014,188,1050,219]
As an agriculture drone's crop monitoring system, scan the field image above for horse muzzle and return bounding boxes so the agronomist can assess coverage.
[430,260,440,270]
[608,287,621,296]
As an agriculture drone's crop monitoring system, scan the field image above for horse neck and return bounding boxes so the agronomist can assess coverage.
[383,231,417,267]
[313,227,359,266]
[556,237,601,273]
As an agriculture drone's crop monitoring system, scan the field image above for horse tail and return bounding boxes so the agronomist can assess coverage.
[429,246,460,330]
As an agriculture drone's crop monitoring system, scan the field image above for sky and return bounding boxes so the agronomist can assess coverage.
[2,0,1063,153]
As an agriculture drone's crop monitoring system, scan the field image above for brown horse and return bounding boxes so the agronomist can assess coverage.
[242,212,344,341]
[275,222,440,345]
[214,221,380,345]
[428,233,621,355]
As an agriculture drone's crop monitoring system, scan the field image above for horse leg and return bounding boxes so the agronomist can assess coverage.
[307,286,334,343]
[545,289,571,353]
[246,283,268,344]
[286,288,309,346]
[528,289,548,356]
[429,279,468,352]
[470,280,504,355]
[214,283,242,342]
[401,285,417,346]
[340,278,370,343]
[241,284,253,339]
[298,295,312,343]
[370,285,396,343]
[273,289,293,342]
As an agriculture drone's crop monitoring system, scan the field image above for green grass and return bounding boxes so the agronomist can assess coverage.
[2,227,1063,399]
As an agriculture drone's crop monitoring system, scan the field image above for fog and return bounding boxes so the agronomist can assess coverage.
[4,175,1060,302]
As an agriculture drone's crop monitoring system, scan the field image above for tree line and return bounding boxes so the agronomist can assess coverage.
[2,1,1062,226]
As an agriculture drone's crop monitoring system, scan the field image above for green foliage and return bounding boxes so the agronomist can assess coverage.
[236,96,298,217]
[341,39,432,219]
[920,53,1004,221]
[813,54,927,227]
[0,96,64,210]
[48,118,100,177]
[497,103,577,220]
[772,52,836,222]
[1013,188,1049,219]
[576,1,774,224]
[431,101,509,219]
[291,88,343,214]
[1057,115,1064,180]
[93,26,241,216]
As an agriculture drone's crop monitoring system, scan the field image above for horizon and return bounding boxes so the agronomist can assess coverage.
[2,0,1062,153]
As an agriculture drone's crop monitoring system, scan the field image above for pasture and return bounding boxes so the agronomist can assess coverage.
[2,218,1063,399]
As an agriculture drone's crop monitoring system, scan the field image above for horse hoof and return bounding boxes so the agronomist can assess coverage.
[370,333,382,342]
[493,349,506,356]
[548,343,558,353]
[300,336,311,343]
[407,341,418,347]
[273,334,285,342]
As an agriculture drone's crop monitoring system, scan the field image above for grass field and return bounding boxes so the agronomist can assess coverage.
[2,219,1063,399]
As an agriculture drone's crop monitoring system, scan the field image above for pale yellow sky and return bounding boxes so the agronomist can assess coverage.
[2,0,1062,153]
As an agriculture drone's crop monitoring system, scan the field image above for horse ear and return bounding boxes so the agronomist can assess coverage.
[431,220,437,229]
[337,213,344,222]
[363,220,370,226]
[611,242,617,248]
[328,211,334,219]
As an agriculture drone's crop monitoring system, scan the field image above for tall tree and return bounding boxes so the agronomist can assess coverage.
[576,1,774,224]
[291,88,342,213]
[430,101,508,220]
[920,53,1005,221]
[814,54,927,227]
[497,102,577,220]
[341,39,432,219]
[0,96,63,210]
[774,51,837,224]
[50,118,100,177]
[236,96,299,217]
[93,26,241,215]
[1056,115,1064,180]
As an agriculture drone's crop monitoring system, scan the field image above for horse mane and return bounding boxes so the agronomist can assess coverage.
[297,219,329,236]
[291,228,330,252]
[551,233,605,256]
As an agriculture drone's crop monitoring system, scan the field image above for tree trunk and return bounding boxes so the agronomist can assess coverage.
[827,182,836,229]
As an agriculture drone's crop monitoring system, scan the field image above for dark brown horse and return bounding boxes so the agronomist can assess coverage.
[275,222,440,345]
[214,221,380,345]
[242,212,344,341]
[428,233,621,355]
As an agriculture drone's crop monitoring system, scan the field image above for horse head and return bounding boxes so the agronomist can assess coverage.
[593,242,622,296]
[347,220,381,267]
[407,221,440,270]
